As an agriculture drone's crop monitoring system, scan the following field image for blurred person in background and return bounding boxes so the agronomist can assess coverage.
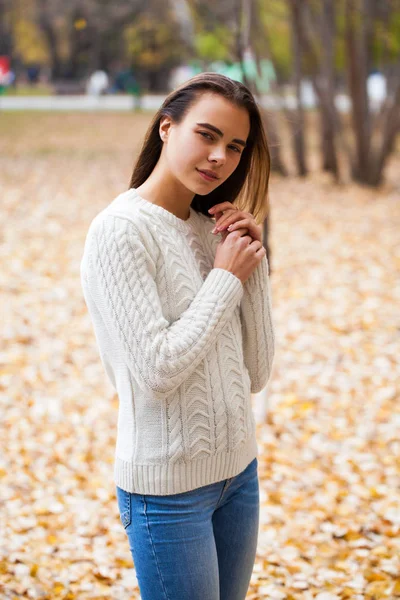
[86,69,109,96]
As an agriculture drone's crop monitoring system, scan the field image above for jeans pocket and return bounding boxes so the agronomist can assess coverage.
[116,485,132,529]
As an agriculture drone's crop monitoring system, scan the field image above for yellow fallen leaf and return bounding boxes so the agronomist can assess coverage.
[392,580,400,595]
[46,534,58,544]
[52,582,65,595]
[365,580,392,596]
[364,569,391,582]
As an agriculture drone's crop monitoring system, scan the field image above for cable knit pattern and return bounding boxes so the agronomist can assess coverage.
[80,187,275,495]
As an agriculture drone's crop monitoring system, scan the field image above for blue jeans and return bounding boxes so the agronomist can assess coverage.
[116,457,259,600]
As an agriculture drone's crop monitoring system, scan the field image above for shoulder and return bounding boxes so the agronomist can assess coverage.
[82,193,159,275]
[86,189,154,245]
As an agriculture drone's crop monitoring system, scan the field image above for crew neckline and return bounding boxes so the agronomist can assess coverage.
[128,187,198,233]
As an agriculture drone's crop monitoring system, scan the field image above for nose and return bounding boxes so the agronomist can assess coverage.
[208,144,226,165]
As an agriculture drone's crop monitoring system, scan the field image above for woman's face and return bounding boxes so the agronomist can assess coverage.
[160,92,251,195]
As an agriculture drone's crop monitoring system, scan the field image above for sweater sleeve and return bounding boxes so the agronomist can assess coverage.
[239,255,275,394]
[88,216,244,397]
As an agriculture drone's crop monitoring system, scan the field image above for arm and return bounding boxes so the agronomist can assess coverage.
[240,255,276,394]
[88,216,244,397]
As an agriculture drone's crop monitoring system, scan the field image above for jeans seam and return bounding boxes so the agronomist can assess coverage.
[124,491,131,528]
[216,478,231,508]
[118,487,132,528]
[142,495,171,600]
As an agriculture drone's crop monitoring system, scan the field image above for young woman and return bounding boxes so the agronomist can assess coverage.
[80,72,275,600]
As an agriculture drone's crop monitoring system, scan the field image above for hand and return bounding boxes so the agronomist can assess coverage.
[208,202,262,244]
[213,228,266,284]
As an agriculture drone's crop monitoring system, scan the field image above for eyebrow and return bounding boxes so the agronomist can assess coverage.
[196,122,247,148]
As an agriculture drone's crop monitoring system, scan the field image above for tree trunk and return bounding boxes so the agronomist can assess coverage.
[289,0,307,176]
[88,27,102,73]
[233,0,251,89]
[367,78,400,185]
[250,0,288,176]
[37,0,62,80]
[260,107,289,177]
[319,0,339,177]
[68,9,81,79]
[345,0,371,182]
[0,0,13,55]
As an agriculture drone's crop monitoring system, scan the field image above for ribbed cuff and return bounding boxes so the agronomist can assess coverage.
[203,267,244,306]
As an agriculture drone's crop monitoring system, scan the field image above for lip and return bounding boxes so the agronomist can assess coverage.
[196,168,220,181]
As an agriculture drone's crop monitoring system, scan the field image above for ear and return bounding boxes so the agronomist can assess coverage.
[159,116,172,143]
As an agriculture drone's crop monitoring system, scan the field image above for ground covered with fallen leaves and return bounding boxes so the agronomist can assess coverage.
[1,112,399,599]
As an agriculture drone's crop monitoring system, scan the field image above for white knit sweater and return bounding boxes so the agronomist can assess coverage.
[80,187,275,495]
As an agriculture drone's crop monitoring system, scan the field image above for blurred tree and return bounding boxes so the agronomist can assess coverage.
[74,0,147,75]
[258,0,291,81]
[13,17,48,65]
[194,27,233,64]
[296,0,400,186]
[0,0,13,56]
[288,0,308,176]
[169,0,195,51]
[344,0,399,185]
[25,0,147,80]
[124,7,188,91]
[19,0,187,90]
[319,0,339,177]
[36,0,63,79]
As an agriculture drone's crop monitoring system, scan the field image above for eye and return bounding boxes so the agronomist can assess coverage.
[229,145,242,154]
[199,131,214,141]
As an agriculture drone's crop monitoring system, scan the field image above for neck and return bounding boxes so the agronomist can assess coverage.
[135,158,194,221]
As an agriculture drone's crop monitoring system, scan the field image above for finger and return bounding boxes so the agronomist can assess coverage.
[211,211,224,232]
[226,219,262,240]
[217,217,252,232]
[225,217,252,231]
[208,202,236,215]
[213,211,245,232]
[224,226,249,239]
[220,224,251,242]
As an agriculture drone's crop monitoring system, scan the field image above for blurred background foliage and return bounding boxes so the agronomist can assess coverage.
[0,0,399,187]
[3,0,399,86]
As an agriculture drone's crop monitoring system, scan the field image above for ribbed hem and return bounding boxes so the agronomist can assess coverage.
[114,434,258,495]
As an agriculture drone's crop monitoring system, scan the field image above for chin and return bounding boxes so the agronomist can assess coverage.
[193,188,212,196]
[186,182,210,196]
[192,179,223,196]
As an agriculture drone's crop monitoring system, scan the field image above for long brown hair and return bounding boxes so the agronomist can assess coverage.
[129,72,271,224]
